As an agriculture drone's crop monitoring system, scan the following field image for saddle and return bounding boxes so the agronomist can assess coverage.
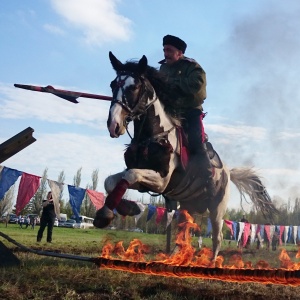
[177,127,223,170]
[206,142,223,169]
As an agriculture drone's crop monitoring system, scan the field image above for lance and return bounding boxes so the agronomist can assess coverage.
[14,84,113,104]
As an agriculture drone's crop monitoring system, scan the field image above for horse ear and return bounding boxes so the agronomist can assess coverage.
[109,51,123,71]
[138,55,148,74]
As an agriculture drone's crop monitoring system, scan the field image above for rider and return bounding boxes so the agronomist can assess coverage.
[159,34,216,198]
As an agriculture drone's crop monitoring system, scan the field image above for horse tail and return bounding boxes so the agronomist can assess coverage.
[229,167,278,222]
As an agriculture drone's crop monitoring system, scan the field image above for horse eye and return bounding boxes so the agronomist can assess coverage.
[129,86,137,92]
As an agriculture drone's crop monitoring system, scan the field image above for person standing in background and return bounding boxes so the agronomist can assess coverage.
[37,191,56,243]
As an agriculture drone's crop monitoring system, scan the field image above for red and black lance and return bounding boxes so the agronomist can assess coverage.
[14,84,113,104]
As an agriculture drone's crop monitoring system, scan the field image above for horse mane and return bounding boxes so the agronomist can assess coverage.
[123,60,181,125]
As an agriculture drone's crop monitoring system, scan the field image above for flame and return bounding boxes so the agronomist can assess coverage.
[98,210,300,285]
[102,239,150,262]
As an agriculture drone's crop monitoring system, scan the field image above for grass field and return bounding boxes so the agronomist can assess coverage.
[1,223,300,300]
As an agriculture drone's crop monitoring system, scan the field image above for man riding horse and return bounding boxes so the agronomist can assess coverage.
[159,34,215,200]
[93,50,276,260]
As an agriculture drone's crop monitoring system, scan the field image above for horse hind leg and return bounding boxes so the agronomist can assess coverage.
[210,217,224,261]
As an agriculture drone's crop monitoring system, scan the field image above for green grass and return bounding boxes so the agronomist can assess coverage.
[1,223,300,299]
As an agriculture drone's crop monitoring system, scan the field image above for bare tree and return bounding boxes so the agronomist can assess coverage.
[57,170,65,201]
[73,167,82,187]
[27,168,48,215]
[81,169,99,217]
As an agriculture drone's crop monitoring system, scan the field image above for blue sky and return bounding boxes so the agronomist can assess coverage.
[1,0,300,209]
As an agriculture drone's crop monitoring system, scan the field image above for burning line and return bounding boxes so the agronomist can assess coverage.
[95,257,300,286]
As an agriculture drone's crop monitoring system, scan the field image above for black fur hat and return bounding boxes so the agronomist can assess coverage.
[163,35,187,53]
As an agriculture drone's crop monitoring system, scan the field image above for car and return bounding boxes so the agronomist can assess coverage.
[8,214,18,224]
[128,228,143,233]
[0,215,8,223]
[72,216,94,229]
[58,220,66,227]
[62,219,76,228]
[133,228,143,233]
[26,214,40,225]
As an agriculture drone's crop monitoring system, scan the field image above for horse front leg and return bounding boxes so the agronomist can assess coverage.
[104,171,126,193]
[93,168,171,228]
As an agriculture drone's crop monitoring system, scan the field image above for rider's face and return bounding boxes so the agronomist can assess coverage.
[163,45,183,64]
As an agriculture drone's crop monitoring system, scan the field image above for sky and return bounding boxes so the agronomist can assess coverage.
[1,0,300,209]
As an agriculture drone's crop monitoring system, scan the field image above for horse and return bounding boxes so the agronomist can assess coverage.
[93,52,277,260]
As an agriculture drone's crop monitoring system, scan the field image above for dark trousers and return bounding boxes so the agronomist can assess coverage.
[182,109,205,154]
[37,215,55,242]
[182,109,216,196]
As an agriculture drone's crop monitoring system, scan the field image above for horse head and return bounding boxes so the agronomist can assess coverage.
[107,52,156,138]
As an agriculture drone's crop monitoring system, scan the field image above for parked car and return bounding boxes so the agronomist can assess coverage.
[8,214,18,224]
[0,215,8,223]
[128,228,143,233]
[62,219,76,228]
[58,220,66,227]
[72,216,94,229]
[26,214,40,225]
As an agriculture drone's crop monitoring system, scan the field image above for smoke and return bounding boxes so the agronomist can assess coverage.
[229,5,300,129]
[211,2,300,202]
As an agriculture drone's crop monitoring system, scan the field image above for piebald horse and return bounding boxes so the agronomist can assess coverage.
[93,52,276,260]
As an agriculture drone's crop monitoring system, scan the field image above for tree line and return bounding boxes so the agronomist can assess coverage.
[1,167,299,236]
[0,167,99,219]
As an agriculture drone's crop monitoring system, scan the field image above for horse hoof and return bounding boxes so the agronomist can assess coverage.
[116,199,141,216]
[93,205,114,228]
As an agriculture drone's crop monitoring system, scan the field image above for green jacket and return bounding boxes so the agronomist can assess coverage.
[159,56,206,115]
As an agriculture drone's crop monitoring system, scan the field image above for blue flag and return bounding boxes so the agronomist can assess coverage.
[206,218,212,236]
[68,185,86,222]
[288,225,293,243]
[232,221,238,240]
[0,167,22,200]
[146,204,156,222]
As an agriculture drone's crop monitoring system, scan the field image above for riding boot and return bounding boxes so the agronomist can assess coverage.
[182,109,216,198]
[193,143,216,199]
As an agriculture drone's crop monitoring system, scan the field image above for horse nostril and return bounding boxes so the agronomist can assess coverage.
[115,124,120,135]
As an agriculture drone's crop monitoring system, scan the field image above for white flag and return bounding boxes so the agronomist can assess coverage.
[47,179,63,218]
[134,202,145,225]
[166,210,175,228]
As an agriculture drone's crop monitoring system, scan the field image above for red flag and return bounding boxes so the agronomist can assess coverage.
[224,220,233,236]
[86,189,105,210]
[264,225,271,242]
[242,222,251,247]
[279,226,285,245]
[155,207,166,224]
[16,173,40,215]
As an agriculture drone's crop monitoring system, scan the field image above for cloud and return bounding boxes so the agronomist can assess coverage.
[43,24,65,36]
[0,83,109,130]
[277,131,300,140]
[207,123,266,141]
[50,0,133,46]
[3,131,127,190]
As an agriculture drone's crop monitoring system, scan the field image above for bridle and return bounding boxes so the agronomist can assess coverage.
[111,71,175,142]
[111,72,158,126]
